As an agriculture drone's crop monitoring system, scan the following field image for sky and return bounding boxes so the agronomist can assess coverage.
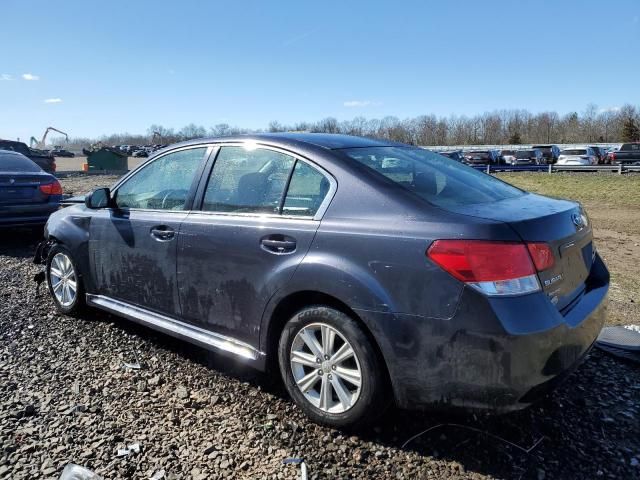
[1,0,639,142]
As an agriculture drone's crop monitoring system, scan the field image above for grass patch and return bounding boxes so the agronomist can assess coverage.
[495,172,640,206]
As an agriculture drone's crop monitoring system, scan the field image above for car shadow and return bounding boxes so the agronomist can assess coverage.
[0,228,44,258]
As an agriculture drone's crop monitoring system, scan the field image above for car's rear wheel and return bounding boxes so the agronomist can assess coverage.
[46,245,85,315]
[278,306,389,428]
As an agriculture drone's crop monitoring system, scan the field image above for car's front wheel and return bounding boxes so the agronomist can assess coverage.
[278,306,389,428]
[46,245,85,315]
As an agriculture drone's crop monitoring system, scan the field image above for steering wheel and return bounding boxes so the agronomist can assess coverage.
[153,189,188,210]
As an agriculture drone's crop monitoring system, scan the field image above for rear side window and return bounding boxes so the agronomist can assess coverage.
[0,152,41,172]
[203,147,294,214]
[341,146,523,207]
[283,161,330,217]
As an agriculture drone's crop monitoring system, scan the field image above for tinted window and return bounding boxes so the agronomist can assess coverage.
[342,146,523,207]
[0,152,41,172]
[115,147,205,210]
[561,149,587,155]
[621,144,640,151]
[283,161,330,217]
[515,150,535,158]
[203,146,294,214]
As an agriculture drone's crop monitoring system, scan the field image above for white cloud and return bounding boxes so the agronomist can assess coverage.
[0,73,13,81]
[44,98,62,104]
[343,100,381,108]
[22,73,40,81]
[598,106,621,114]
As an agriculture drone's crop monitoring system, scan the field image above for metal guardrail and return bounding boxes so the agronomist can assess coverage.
[473,164,640,174]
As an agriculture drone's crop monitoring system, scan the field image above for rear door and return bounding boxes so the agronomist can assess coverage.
[177,145,334,346]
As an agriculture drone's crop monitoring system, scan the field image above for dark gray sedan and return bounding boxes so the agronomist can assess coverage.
[35,134,608,427]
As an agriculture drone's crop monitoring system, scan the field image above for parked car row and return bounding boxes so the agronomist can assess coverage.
[437,144,620,166]
[114,144,167,156]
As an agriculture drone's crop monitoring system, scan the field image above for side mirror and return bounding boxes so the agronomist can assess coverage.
[85,188,111,209]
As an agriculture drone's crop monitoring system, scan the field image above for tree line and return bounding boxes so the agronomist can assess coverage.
[57,103,640,149]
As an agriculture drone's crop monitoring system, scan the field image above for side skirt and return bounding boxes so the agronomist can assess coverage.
[86,294,264,362]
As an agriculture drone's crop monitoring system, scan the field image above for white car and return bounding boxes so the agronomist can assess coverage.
[556,148,598,166]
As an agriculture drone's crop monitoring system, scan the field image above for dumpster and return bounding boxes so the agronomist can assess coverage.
[83,147,128,171]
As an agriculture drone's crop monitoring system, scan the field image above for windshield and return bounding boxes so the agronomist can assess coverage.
[515,151,535,158]
[561,149,587,155]
[341,146,523,208]
[0,152,41,172]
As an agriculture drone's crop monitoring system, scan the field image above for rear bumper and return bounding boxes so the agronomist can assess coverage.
[357,253,609,412]
[0,202,60,228]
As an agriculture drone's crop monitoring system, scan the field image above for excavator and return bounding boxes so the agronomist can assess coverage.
[30,127,69,149]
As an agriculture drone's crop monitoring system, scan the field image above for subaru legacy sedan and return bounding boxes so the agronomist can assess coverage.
[35,134,608,427]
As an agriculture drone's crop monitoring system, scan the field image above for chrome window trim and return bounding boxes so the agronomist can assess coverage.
[200,142,337,221]
[108,141,337,221]
[110,144,213,204]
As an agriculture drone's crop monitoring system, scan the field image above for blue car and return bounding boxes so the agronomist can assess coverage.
[0,150,63,229]
[34,134,608,428]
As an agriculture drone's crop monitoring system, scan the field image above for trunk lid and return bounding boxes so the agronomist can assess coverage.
[0,173,53,206]
[446,193,594,312]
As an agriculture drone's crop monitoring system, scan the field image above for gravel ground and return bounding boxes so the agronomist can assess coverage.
[0,176,638,479]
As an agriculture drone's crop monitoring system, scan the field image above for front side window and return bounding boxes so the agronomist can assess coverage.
[203,146,294,214]
[115,147,206,210]
[341,146,523,208]
[282,161,330,217]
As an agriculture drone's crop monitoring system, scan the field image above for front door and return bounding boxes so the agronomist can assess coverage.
[89,146,208,317]
[177,145,333,346]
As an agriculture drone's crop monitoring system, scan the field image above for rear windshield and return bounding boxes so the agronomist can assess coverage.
[620,143,640,151]
[561,149,587,155]
[341,146,523,207]
[0,152,41,172]
[0,141,31,156]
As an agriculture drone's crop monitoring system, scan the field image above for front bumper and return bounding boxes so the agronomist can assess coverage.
[357,253,609,412]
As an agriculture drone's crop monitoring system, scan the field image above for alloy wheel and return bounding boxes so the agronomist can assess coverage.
[49,252,78,307]
[290,322,362,413]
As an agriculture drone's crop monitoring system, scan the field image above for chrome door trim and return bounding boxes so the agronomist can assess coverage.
[86,294,263,361]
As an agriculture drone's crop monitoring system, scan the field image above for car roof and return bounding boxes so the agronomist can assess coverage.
[172,133,408,151]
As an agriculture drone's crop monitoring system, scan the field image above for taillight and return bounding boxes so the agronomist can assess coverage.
[39,180,63,195]
[526,242,555,271]
[427,240,552,296]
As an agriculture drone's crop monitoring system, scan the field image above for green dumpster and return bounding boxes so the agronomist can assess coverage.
[85,147,128,171]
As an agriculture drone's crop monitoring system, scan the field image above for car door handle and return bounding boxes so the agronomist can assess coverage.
[260,236,296,254]
[150,226,175,241]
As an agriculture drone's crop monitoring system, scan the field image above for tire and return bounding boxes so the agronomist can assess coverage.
[278,306,389,428]
[46,244,85,315]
